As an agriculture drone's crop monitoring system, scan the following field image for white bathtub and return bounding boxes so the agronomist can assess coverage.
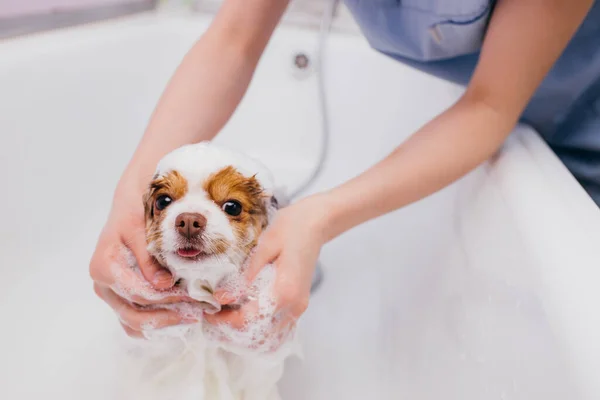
[1,9,600,400]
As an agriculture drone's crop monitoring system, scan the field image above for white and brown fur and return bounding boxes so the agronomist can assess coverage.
[119,142,295,400]
[142,142,282,302]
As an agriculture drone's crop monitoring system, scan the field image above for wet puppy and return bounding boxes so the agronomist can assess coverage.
[142,142,280,308]
[118,142,295,400]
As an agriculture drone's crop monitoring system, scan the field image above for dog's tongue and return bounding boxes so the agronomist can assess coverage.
[178,248,202,257]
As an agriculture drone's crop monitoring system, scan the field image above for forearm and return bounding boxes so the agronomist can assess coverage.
[121,0,289,193]
[322,96,515,241]
[126,36,254,183]
[320,0,592,242]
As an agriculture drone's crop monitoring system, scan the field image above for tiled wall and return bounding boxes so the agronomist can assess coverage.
[0,0,146,18]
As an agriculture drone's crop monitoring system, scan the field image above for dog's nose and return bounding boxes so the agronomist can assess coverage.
[175,212,207,239]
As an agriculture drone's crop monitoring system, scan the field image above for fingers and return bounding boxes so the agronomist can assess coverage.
[204,301,296,352]
[109,263,189,305]
[213,289,237,306]
[94,283,196,332]
[89,230,120,286]
[276,280,310,317]
[262,314,297,352]
[211,225,281,307]
[128,293,195,307]
[92,238,189,306]
[89,228,172,295]
[205,299,259,329]
[126,231,174,290]
[120,322,144,339]
[204,310,244,330]
[245,231,280,283]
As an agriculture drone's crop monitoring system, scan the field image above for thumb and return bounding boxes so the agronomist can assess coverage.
[214,289,237,305]
[245,236,280,284]
[127,232,173,290]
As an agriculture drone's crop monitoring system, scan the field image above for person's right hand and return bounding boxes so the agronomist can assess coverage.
[89,176,198,338]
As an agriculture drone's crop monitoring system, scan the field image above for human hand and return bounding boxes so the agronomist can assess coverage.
[205,194,333,350]
[89,175,198,338]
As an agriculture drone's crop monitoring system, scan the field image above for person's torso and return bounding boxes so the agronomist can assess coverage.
[343,0,600,146]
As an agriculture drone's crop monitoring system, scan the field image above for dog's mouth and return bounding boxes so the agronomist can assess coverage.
[177,246,209,260]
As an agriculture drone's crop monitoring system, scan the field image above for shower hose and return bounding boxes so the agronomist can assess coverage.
[292,0,339,294]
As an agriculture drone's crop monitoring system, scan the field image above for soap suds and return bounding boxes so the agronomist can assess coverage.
[115,248,299,400]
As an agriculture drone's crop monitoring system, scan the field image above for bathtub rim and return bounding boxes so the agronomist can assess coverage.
[489,124,600,400]
[0,0,159,41]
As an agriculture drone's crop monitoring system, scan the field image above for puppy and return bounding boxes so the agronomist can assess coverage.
[117,142,298,400]
[143,142,281,307]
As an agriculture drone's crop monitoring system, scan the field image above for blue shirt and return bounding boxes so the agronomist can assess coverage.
[344,0,600,203]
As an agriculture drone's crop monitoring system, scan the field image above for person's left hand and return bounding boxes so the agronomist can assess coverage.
[204,194,332,350]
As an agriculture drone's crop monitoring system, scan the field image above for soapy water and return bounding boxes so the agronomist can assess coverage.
[110,247,189,302]
[109,246,300,400]
[202,266,301,355]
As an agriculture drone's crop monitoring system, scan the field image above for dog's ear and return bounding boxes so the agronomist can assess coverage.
[143,173,163,225]
[267,195,280,222]
[270,196,280,210]
[263,185,289,224]
[142,185,155,229]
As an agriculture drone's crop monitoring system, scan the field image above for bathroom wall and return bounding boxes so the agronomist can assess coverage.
[0,0,150,18]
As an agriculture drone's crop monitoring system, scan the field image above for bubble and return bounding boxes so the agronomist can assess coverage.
[117,255,299,399]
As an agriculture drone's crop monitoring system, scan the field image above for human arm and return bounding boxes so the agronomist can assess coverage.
[207,0,594,340]
[89,0,289,337]
[120,0,290,195]
[319,0,594,237]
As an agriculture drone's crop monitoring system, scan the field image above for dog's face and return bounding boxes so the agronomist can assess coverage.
[142,143,278,282]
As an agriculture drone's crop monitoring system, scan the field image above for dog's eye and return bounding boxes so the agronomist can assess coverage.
[222,200,242,216]
[155,195,172,211]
